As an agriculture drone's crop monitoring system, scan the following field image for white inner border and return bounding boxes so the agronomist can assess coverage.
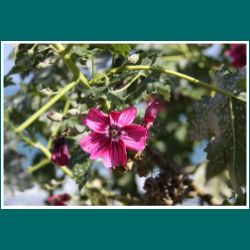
[1,41,249,210]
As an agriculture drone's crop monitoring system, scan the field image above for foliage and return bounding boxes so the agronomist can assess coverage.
[190,67,246,193]
[3,43,247,206]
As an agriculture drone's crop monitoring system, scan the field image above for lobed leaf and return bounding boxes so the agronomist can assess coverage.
[189,67,246,193]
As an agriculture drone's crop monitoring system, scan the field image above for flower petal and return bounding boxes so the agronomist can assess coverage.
[82,108,110,133]
[121,124,147,151]
[102,140,127,169]
[144,101,159,124]
[109,107,137,127]
[79,132,110,159]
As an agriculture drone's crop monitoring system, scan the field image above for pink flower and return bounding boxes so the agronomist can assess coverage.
[144,101,160,129]
[80,107,147,169]
[47,193,71,206]
[51,137,69,166]
[225,44,246,68]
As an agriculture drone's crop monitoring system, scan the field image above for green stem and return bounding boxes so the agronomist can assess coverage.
[47,100,71,149]
[15,79,79,133]
[61,166,73,178]
[6,119,73,177]
[110,72,142,94]
[27,159,50,174]
[15,125,73,177]
[110,65,245,102]
[22,135,73,177]
[19,134,51,158]
[179,44,192,57]
[51,43,90,88]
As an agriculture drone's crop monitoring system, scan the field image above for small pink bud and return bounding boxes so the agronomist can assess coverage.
[144,100,160,129]
[51,137,69,166]
[225,44,246,68]
[47,193,71,206]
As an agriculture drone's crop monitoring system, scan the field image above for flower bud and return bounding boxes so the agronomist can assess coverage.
[47,112,64,122]
[144,100,160,129]
[51,137,69,166]
[47,193,71,206]
[40,88,57,97]
[128,54,140,64]
[37,62,49,69]
[225,44,246,68]
[67,108,81,116]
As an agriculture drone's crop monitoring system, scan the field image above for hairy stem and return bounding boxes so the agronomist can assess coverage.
[16,132,50,158]
[110,71,143,94]
[15,80,79,133]
[27,159,50,174]
[110,65,245,102]
[47,100,71,149]
[51,43,90,89]
[17,131,73,177]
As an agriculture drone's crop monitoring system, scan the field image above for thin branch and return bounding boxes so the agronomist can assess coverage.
[51,43,90,89]
[110,71,142,94]
[15,79,78,133]
[16,131,73,178]
[27,159,50,174]
[47,100,71,149]
[109,65,245,102]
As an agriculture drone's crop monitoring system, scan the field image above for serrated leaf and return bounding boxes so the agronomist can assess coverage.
[70,45,101,59]
[110,44,131,58]
[73,162,91,190]
[106,93,125,108]
[85,86,107,98]
[189,67,246,193]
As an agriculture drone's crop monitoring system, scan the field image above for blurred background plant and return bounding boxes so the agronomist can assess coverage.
[3,43,247,206]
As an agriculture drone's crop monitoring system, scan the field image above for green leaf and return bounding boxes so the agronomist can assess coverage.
[156,82,171,101]
[4,76,16,86]
[110,44,131,58]
[70,45,101,59]
[189,67,246,193]
[85,86,107,98]
[73,162,91,190]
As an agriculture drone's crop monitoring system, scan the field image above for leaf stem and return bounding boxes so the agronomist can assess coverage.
[51,44,90,88]
[110,71,142,94]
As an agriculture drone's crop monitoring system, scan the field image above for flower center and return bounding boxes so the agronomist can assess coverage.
[109,126,120,139]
